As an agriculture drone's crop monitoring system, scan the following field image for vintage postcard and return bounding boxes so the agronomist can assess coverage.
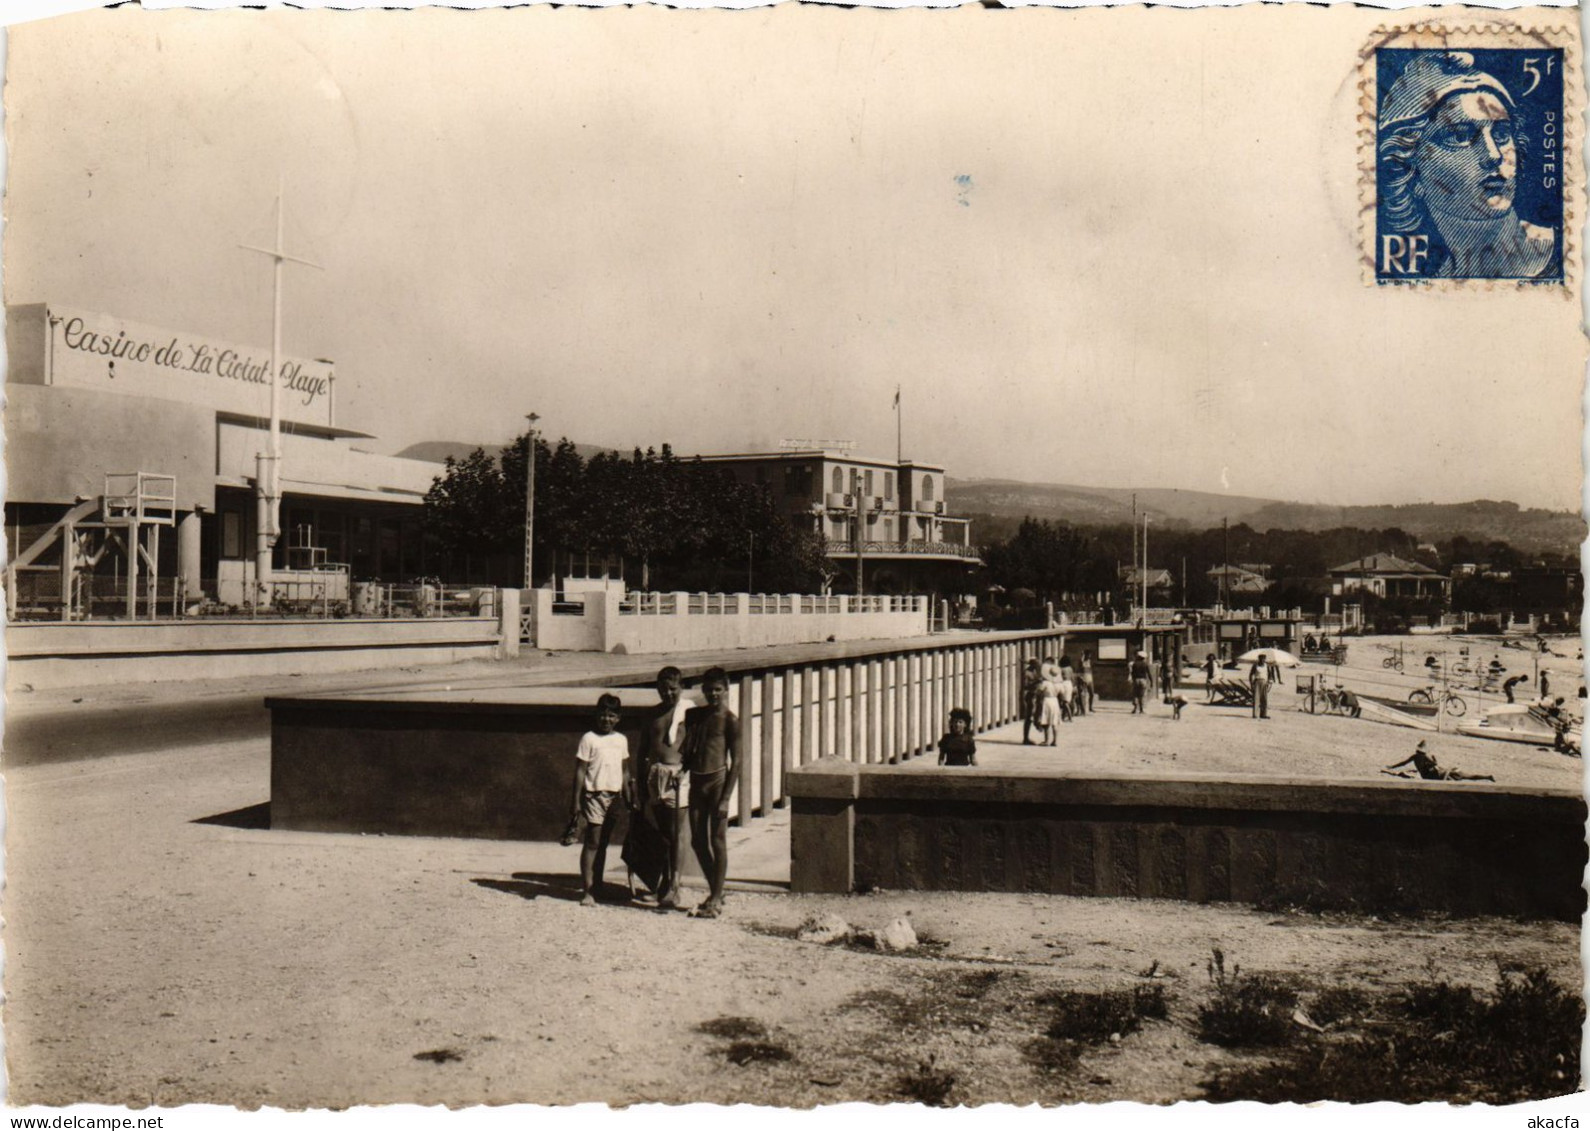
[2,2,1584,1128]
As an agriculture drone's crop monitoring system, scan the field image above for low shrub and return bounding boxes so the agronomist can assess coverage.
[696,1016,768,1040]
[1041,985,1168,1044]
[1307,987,1372,1028]
[725,1039,793,1066]
[897,1056,956,1106]
[1204,963,1582,1103]
[1024,982,1170,1073]
[1197,948,1297,1048]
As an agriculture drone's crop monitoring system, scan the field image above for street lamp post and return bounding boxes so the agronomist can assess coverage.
[523,413,539,590]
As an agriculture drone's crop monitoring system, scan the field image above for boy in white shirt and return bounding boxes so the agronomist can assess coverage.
[568,693,631,907]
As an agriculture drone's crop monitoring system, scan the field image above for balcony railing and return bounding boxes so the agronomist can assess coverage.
[614,591,927,617]
[823,539,981,559]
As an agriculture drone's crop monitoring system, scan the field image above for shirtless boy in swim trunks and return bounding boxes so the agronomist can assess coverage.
[639,665,692,909]
[681,667,742,919]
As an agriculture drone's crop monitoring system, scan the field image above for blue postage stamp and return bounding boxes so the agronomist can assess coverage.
[1369,31,1572,285]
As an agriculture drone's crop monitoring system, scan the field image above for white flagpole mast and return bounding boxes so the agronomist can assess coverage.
[240,176,321,609]
[1131,493,1137,619]
[1142,513,1150,615]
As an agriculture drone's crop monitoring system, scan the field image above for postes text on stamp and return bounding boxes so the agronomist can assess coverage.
[1362,23,1580,287]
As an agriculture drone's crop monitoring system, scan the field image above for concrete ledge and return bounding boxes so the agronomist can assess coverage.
[9,617,498,657]
[850,766,1584,821]
[787,757,860,800]
[264,685,632,717]
[787,761,1588,919]
[9,619,505,691]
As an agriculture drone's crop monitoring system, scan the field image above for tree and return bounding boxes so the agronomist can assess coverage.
[583,447,676,590]
[982,518,1108,607]
[425,434,827,592]
[421,448,513,580]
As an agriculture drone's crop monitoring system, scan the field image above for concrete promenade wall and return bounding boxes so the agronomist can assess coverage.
[269,688,638,841]
[268,629,1069,840]
[8,617,505,691]
[529,589,930,654]
[787,759,1587,920]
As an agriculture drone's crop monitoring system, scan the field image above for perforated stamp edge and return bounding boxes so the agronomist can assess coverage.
[1357,19,1583,293]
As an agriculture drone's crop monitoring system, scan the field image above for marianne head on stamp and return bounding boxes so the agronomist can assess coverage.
[1376,48,1563,282]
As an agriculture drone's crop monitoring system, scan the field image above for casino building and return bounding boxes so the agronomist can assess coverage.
[5,304,445,614]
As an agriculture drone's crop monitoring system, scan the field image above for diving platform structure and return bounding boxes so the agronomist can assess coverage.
[6,472,178,621]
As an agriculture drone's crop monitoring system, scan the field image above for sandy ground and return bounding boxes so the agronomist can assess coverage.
[3,632,1582,1108]
[916,631,1586,790]
[1317,631,1583,717]
[4,732,1579,1109]
[942,690,1582,791]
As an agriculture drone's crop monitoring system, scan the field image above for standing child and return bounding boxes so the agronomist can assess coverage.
[1036,672,1061,746]
[937,707,978,766]
[630,666,693,909]
[1130,651,1153,715]
[568,693,631,907]
[1021,659,1042,744]
[681,667,742,919]
[1079,649,1096,714]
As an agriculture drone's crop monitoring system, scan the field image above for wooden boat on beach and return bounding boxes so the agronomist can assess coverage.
[1456,704,1581,749]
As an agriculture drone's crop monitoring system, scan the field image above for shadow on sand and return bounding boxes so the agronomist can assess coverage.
[192,801,272,829]
[471,872,587,903]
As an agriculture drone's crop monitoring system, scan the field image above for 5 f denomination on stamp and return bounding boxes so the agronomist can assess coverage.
[1360,22,1582,288]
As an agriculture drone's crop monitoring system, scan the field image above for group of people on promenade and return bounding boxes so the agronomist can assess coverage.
[565,665,987,913]
[565,665,739,916]
[1019,651,1100,744]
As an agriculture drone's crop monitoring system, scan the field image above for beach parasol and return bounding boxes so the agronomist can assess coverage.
[1238,647,1301,667]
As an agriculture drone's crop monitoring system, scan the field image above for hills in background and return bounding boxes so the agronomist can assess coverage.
[949,478,1585,556]
[945,480,1275,529]
[393,443,1583,556]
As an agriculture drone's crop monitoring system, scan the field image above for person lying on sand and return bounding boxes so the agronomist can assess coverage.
[1381,740,1493,782]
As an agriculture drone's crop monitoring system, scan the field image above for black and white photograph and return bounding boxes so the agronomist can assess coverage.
[1,0,1585,1123]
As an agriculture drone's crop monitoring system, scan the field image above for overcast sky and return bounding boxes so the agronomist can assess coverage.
[5,4,1585,510]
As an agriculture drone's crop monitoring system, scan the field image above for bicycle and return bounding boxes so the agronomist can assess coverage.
[1319,686,1361,717]
[1408,685,1467,717]
[1382,654,1404,672]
